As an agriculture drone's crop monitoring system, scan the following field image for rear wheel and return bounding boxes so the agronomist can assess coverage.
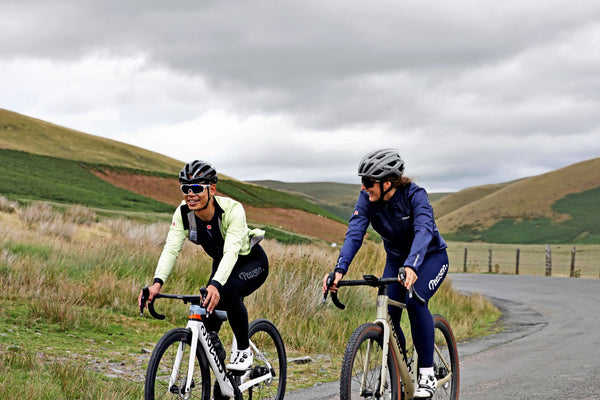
[145,327,211,400]
[431,315,459,400]
[340,323,401,400]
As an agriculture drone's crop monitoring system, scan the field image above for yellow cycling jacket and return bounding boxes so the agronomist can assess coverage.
[153,196,265,286]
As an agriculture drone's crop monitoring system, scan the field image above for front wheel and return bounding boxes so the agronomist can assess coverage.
[431,314,459,400]
[246,318,287,400]
[145,327,211,400]
[340,322,401,400]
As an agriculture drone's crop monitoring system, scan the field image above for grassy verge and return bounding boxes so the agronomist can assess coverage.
[0,200,500,398]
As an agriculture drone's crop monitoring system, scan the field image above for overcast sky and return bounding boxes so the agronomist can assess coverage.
[2,1,599,191]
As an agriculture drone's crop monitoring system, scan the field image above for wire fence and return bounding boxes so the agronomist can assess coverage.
[446,242,600,279]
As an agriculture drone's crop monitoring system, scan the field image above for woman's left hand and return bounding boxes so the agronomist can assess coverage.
[204,284,221,313]
[402,267,418,290]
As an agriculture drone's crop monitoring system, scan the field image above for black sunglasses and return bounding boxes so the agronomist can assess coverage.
[361,177,380,189]
[180,184,211,195]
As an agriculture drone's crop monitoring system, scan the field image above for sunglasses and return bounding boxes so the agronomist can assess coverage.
[180,184,211,195]
[361,177,380,189]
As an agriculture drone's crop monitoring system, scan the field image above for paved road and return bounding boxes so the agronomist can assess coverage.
[285,273,600,400]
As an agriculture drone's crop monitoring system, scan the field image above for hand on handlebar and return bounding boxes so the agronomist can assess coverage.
[398,266,418,290]
[203,284,220,314]
[322,271,343,303]
[139,282,162,315]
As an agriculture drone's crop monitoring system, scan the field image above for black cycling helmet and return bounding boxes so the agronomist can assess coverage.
[358,149,405,179]
[179,160,218,184]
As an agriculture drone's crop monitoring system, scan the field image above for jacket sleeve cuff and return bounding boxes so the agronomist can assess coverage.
[153,278,164,286]
[209,280,223,292]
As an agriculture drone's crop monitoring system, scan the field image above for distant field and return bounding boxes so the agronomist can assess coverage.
[446,241,600,279]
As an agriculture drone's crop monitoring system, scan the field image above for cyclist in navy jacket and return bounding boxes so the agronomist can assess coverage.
[323,148,449,398]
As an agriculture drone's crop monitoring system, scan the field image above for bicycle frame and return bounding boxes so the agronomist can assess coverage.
[369,286,453,399]
[371,287,416,398]
[172,304,275,397]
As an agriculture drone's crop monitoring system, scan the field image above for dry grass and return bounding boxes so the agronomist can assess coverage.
[0,198,502,396]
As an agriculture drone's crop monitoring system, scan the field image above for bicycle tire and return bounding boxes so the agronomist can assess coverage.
[340,322,401,400]
[431,314,459,400]
[246,318,287,400]
[145,327,211,400]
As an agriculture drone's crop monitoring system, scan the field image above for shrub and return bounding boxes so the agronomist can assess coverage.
[0,195,19,213]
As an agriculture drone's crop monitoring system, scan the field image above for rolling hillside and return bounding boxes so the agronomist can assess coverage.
[434,157,600,243]
[0,109,349,243]
[2,108,599,244]
[251,180,452,222]
[250,180,361,221]
[0,109,182,176]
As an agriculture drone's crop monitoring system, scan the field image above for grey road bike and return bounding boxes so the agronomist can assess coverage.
[325,268,459,400]
[140,287,287,400]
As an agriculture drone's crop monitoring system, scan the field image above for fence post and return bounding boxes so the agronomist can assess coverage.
[516,248,520,275]
[545,245,552,276]
[570,246,576,277]
[488,247,492,273]
[463,247,468,273]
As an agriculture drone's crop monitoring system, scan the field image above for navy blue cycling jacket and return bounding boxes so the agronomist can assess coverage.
[335,182,447,274]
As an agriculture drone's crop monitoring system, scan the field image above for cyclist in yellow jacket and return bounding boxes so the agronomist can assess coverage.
[138,160,268,371]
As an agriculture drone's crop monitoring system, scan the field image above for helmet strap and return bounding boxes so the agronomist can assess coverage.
[379,181,393,202]
[198,192,212,211]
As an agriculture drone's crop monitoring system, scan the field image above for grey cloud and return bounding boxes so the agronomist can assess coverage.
[2,0,600,190]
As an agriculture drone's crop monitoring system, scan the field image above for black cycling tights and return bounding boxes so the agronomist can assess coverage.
[204,245,269,350]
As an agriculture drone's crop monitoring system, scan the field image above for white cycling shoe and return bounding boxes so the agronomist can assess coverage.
[226,348,253,371]
[413,373,437,398]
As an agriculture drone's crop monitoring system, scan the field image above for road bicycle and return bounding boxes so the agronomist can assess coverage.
[140,287,287,400]
[324,268,459,400]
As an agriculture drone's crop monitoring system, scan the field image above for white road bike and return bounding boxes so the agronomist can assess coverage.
[140,287,287,400]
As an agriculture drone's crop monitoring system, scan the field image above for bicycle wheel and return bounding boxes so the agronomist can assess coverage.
[431,314,459,400]
[145,327,211,400]
[340,323,401,400]
[246,318,287,400]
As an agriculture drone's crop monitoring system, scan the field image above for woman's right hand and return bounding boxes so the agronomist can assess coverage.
[322,271,343,295]
[138,282,162,310]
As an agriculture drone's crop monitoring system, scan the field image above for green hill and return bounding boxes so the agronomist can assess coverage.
[434,157,600,244]
[0,109,347,243]
[3,108,599,244]
[251,180,452,222]
[0,108,182,176]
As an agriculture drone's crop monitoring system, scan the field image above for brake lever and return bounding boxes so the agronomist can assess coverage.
[322,272,335,304]
[140,286,150,317]
[398,267,426,305]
